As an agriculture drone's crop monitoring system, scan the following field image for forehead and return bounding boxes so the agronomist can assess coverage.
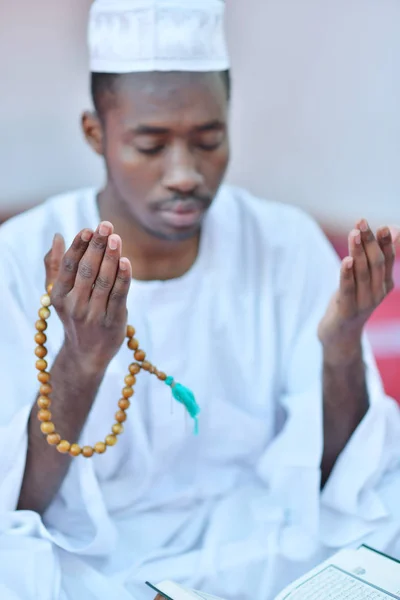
[109,71,228,128]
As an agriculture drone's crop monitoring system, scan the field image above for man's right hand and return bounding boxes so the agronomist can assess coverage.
[44,221,132,373]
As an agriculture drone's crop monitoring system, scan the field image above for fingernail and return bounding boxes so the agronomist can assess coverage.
[381,227,391,239]
[119,258,128,271]
[108,235,118,250]
[344,256,354,269]
[98,222,111,236]
[351,229,361,245]
[81,230,92,242]
[359,220,369,233]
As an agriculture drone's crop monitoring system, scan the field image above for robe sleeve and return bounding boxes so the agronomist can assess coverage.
[256,209,400,558]
[0,241,39,511]
[0,237,118,560]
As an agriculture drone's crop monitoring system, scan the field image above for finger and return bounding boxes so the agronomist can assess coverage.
[338,256,357,319]
[51,230,93,301]
[356,219,386,304]
[349,228,372,310]
[74,221,114,301]
[389,225,400,247]
[44,233,66,290]
[106,257,132,322]
[89,234,122,314]
[377,226,395,294]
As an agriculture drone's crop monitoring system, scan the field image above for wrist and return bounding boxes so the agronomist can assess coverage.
[59,341,108,380]
[322,336,363,368]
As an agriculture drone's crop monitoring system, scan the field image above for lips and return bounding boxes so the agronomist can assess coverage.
[159,200,206,229]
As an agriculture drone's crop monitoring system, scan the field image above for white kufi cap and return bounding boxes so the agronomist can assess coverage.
[88,0,230,74]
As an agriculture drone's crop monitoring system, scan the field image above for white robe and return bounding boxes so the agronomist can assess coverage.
[0,185,399,600]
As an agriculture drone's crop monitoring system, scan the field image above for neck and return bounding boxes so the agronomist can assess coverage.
[97,187,200,281]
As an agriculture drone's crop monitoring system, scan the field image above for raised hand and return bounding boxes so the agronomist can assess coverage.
[44,221,132,373]
[318,221,399,362]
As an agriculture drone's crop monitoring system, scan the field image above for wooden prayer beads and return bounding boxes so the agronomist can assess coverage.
[34,284,174,458]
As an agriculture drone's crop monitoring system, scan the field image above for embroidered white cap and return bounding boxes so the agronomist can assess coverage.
[88,0,230,74]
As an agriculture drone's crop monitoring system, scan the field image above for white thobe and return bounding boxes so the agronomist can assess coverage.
[0,185,399,600]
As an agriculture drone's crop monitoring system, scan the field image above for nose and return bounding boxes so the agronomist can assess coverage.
[162,144,204,195]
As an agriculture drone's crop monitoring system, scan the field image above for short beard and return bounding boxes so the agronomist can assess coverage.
[140,220,203,242]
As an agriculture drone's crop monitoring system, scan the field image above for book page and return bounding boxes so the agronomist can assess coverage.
[274,548,400,600]
[189,590,226,600]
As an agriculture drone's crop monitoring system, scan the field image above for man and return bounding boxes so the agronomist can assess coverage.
[0,1,400,599]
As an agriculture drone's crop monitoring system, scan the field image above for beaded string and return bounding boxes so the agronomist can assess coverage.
[34,285,200,458]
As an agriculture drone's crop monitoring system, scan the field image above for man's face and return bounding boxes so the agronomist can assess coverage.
[87,71,230,241]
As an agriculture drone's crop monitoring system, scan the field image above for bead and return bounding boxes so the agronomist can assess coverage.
[82,446,94,458]
[57,440,71,454]
[134,350,146,362]
[39,307,51,320]
[37,409,52,422]
[106,435,118,446]
[112,423,124,435]
[126,325,135,339]
[129,363,141,375]
[47,433,61,446]
[39,383,52,396]
[35,346,48,359]
[122,386,133,399]
[35,332,47,345]
[37,372,50,383]
[69,444,82,457]
[36,359,48,371]
[41,294,51,308]
[115,410,127,423]
[34,292,174,460]
[94,442,106,454]
[118,399,131,410]
[35,319,47,332]
[128,338,139,351]
[40,421,55,434]
[37,396,51,409]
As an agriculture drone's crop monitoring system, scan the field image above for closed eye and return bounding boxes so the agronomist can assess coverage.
[137,146,165,155]
[194,129,225,152]
[197,142,223,151]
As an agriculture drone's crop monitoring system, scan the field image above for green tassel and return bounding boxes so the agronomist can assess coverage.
[165,377,200,434]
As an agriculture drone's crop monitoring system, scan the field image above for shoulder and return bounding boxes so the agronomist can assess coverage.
[214,183,334,253]
[208,184,340,298]
[0,188,96,261]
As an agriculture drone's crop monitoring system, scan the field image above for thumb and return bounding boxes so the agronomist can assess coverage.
[44,233,66,290]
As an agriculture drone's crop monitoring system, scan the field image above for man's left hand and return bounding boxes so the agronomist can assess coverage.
[318,221,400,365]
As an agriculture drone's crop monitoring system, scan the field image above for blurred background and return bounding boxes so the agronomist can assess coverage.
[1,0,399,398]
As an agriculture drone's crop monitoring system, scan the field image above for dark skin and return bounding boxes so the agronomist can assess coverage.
[17,71,398,514]
[86,71,230,280]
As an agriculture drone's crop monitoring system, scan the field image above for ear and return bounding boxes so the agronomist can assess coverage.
[81,111,104,156]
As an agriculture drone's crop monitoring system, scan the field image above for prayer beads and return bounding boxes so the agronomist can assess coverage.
[34,284,200,458]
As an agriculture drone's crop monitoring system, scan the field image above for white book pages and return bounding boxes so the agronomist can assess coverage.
[274,547,400,600]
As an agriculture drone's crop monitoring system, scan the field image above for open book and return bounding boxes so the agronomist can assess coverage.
[146,545,400,600]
